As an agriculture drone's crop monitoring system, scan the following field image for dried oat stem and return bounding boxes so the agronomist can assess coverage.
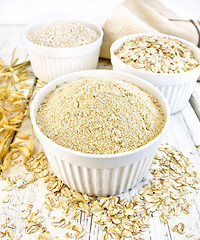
[0,50,36,171]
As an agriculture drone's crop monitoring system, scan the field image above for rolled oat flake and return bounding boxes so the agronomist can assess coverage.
[115,35,199,73]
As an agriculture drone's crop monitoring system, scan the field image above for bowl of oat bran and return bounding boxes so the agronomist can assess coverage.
[23,19,103,82]
[110,33,200,114]
[30,70,170,196]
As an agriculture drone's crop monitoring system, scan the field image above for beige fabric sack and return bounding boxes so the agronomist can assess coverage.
[100,0,200,59]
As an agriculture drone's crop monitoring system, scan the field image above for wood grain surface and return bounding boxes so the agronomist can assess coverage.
[0,25,200,240]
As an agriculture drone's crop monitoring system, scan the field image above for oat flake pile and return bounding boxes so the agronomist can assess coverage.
[115,35,199,73]
[36,76,165,154]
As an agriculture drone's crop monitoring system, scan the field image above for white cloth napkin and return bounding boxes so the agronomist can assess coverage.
[100,0,200,59]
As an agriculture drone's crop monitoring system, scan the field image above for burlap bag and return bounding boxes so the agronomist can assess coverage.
[100,0,200,59]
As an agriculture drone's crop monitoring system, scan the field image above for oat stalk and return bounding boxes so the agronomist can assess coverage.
[0,50,34,171]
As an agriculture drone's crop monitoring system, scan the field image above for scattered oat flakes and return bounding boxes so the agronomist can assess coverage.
[38,232,52,240]
[172,223,185,234]
[6,229,13,239]
[20,205,46,235]
[0,229,6,237]
[65,232,73,239]
[2,184,12,191]
[186,233,195,238]
[51,217,66,228]
[2,194,10,203]
[26,224,39,234]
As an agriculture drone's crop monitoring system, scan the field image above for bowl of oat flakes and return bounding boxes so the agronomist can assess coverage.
[23,19,103,82]
[110,33,200,114]
[30,69,170,196]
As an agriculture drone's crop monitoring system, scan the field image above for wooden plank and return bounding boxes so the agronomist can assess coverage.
[190,83,200,120]
[0,24,200,240]
[0,25,27,64]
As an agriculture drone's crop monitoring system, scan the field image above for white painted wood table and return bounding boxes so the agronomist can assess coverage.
[0,25,200,240]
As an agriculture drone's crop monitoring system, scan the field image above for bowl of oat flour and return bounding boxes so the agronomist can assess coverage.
[30,70,170,196]
[23,19,103,81]
[111,33,200,113]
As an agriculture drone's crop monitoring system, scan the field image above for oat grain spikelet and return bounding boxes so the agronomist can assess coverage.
[0,56,31,171]
[37,76,165,154]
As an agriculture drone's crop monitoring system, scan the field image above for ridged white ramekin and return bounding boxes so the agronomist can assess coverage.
[23,18,103,82]
[30,70,170,196]
[110,33,200,114]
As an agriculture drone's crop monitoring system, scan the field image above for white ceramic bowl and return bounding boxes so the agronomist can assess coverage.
[23,18,103,82]
[30,70,170,196]
[110,33,200,114]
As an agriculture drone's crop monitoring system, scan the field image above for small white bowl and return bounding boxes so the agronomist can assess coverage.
[110,33,200,114]
[30,70,170,196]
[23,18,103,82]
